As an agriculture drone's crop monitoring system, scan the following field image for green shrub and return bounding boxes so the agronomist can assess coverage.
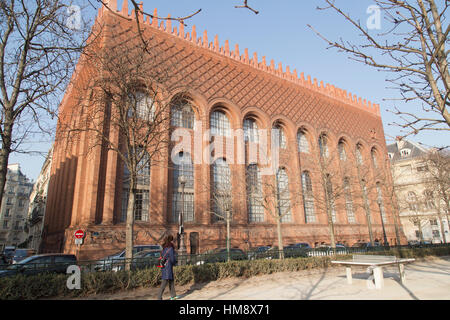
[0,245,448,300]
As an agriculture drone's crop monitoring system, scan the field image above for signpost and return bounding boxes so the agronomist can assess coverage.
[74,229,85,245]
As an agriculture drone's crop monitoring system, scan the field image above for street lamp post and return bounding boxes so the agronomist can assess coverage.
[377,199,388,246]
[178,175,187,261]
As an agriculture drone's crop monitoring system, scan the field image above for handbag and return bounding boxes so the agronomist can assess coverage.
[157,248,170,268]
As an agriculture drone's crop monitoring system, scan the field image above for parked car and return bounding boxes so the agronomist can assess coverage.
[197,248,247,265]
[12,249,36,264]
[0,254,77,278]
[130,249,161,270]
[247,246,271,260]
[95,244,162,271]
[2,246,15,264]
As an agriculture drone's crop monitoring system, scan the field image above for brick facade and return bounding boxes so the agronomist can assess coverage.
[41,0,406,260]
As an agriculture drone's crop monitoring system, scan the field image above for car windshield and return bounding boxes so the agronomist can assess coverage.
[14,250,28,257]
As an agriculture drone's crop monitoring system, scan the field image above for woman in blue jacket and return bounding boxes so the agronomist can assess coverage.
[157,235,177,300]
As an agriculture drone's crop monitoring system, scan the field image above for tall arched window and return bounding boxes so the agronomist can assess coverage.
[376,182,387,223]
[325,174,337,223]
[272,123,287,149]
[172,152,194,223]
[297,130,309,153]
[356,144,364,165]
[121,148,150,222]
[371,148,378,168]
[276,168,291,222]
[343,177,356,223]
[246,164,264,222]
[211,158,232,221]
[210,110,231,137]
[338,140,347,161]
[128,91,154,120]
[301,171,316,223]
[243,117,259,143]
[318,134,329,158]
[171,98,195,129]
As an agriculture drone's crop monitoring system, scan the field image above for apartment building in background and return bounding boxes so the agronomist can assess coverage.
[387,138,449,244]
[0,164,33,248]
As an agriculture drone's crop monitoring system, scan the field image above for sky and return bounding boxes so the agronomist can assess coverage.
[9,0,449,181]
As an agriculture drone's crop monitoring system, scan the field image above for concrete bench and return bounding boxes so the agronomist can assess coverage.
[331,255,415,289]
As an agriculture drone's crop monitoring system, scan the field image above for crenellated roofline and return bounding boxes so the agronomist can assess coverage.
[98,0,381,117]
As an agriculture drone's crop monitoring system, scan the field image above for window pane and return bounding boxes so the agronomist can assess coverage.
[246,164,264,222]
[276,168,291,222]
[301,171,315,223]
[172,152,194,223]
[171,100,194,129]
[211,111,230,137]
[211,158,232,221]
[297,131,309,153]
[244,118,259,143]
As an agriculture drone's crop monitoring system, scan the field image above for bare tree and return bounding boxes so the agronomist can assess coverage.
[420,149,450,242]
[309,0,449,138]
[0,0,90,212]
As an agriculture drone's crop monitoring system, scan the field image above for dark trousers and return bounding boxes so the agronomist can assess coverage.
[157,279,176,300]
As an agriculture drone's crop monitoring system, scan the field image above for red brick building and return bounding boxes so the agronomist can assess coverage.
[41,0,406,260]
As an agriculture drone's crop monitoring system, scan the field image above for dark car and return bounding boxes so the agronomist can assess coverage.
[0,254,77,278]
[12,249,36,264]
[130,249,161,270]
[2,246,15,264]
[95,244,162,271]
[197,248,247,265]
[247,246,271,260]
[282,245,309,258]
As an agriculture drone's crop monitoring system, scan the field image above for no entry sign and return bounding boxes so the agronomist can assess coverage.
[74,229,85,239]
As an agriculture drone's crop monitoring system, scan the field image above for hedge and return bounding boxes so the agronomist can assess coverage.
[0,246,449,300]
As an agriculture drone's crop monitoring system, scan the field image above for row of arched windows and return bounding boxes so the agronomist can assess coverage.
[120,94,387,225]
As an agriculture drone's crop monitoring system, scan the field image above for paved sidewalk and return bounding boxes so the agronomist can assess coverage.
[80,256,450,300]
[179,256,450,300]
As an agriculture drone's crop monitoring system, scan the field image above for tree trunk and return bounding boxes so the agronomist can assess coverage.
[276,217,284,259]
[0,121,13,214]
[226,211,231,262]
[328,208,336,249]
[125,179,136,271]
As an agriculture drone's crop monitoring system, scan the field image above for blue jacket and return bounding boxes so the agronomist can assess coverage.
[161,246,176,280]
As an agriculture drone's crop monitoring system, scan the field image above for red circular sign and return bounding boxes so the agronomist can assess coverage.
[74,229,85,239]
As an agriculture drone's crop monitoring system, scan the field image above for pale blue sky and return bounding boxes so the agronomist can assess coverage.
[10,0,449,181]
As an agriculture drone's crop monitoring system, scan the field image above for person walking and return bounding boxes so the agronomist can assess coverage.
[157,235,178,300]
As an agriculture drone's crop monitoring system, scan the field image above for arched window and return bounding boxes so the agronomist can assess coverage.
[171,99,195,129]
[121,148,150,222]
[210,110,231,137]
[356,144,364,165]
[243,117,259,143]
[338,140,347,161]
[325,174,337,223]
[276,168,291,222]
[343,177,355,223]
[371,148,378,168]
[211,158,232,221]
[297,130,309,153]
[246,164,264,222]
[172,152,194,223]
[376,182,387,223]
[318,134,329,158]
[128,91,154,120]
[272,123,287,149]
[301,171,316,223]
